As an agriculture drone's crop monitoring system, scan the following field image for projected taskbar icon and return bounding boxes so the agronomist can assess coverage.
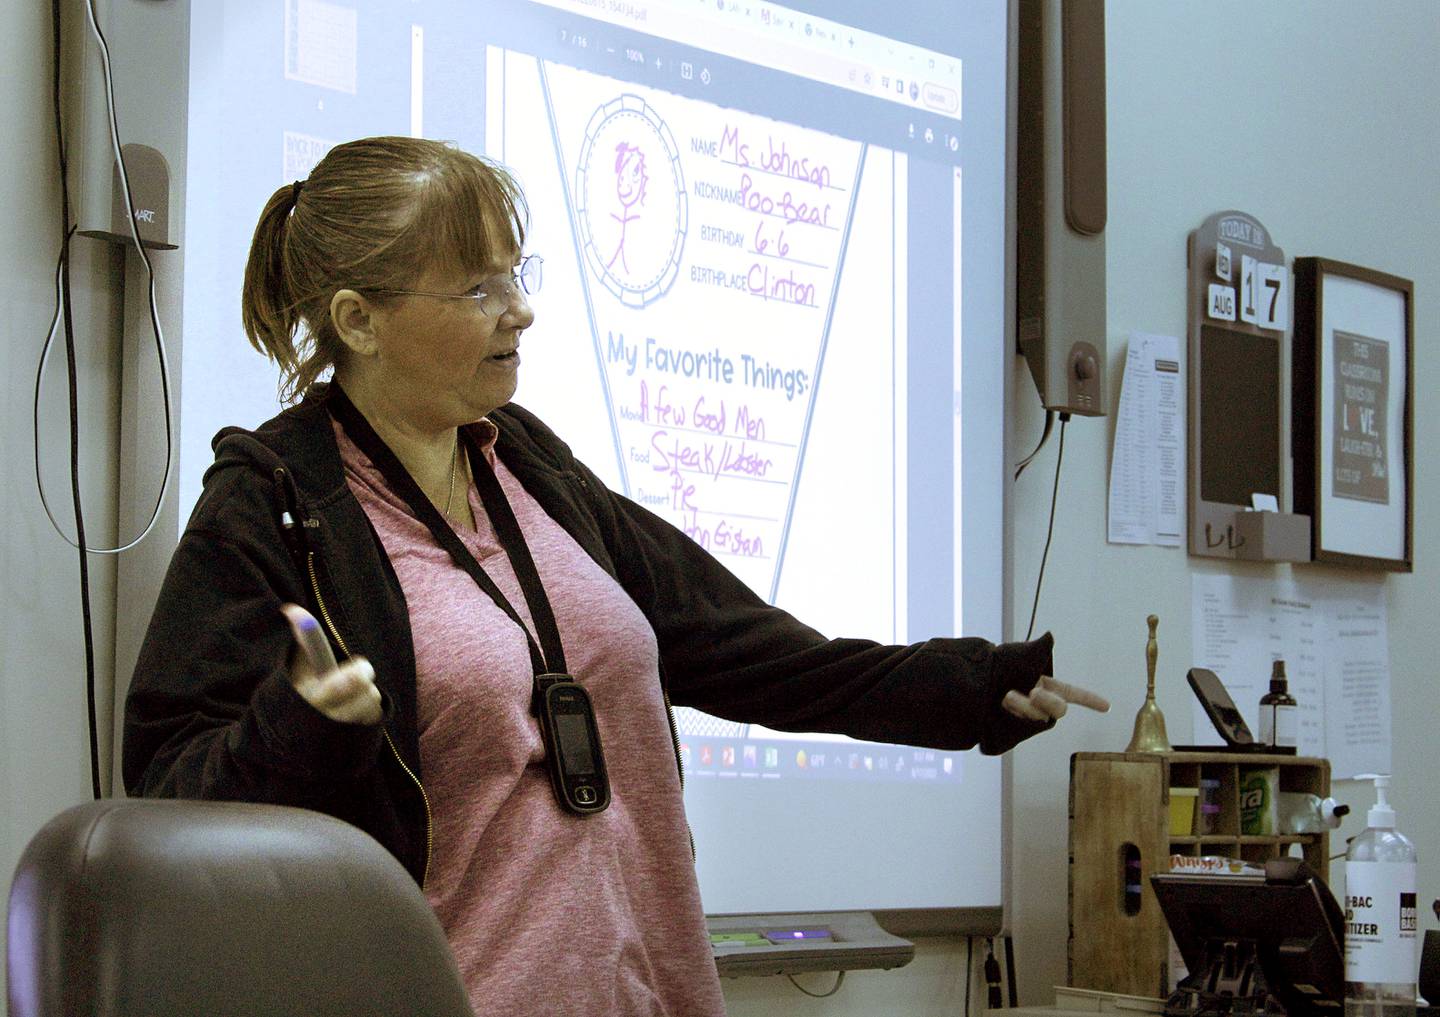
[679,739,963,784]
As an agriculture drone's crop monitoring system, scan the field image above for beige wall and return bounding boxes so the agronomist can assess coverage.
[5,2,1438,1013]
[1000,3,1440,1012]
[1,1,124,1007]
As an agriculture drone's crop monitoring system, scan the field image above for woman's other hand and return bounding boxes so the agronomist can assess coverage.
[280,603,383,725]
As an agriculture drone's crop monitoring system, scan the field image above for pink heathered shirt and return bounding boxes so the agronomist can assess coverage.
[335,418,725,1017]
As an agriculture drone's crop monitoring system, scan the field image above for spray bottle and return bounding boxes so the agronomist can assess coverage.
[1345,774,1418,1017]
[1258,659,1298,749]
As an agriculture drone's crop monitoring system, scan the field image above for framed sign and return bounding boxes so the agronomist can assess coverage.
[1292,258,1413,570]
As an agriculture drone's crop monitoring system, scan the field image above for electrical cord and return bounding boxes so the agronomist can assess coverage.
[1002,934,1018,1010]
[48,0,101,801]
[1014,410,1055,480]
[1024,413,1068,641]
[985,938,1003,1009]
[39,0,176,798]
[964,936,973,1017]
[786,971,846,998]
[35,0,175,555]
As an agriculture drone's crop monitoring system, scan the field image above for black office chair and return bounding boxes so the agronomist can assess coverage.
[7,798,472,1017]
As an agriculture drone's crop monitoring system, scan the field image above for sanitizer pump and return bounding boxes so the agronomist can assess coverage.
[1345,775,1419,1017]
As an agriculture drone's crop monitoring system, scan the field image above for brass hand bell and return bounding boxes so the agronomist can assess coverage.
[1126,614,1171,753]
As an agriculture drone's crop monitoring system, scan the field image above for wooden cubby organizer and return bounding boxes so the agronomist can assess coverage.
[1067,751,1331,998]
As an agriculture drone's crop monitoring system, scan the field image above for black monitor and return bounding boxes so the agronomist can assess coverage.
[1151,859,1344,1017]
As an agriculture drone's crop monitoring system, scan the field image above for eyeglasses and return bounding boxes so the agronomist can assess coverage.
[369,254,543,316]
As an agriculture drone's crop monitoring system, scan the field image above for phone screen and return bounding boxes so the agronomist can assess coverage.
[1189,670,1253,743]
[556,713,597,775]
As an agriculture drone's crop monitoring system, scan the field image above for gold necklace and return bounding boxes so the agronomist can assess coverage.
[442,434,459,517]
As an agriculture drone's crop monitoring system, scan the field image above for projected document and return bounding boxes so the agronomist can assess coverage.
[180,0,1011,914]
[491,54,928,764]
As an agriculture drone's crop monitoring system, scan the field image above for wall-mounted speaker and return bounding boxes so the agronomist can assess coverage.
[1016,0,1107,416]
[64,0,179,250]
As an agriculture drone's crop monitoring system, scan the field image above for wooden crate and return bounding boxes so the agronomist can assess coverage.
[1067,751,1331,998]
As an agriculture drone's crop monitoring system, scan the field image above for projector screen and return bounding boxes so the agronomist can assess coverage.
[178,0,1011,923]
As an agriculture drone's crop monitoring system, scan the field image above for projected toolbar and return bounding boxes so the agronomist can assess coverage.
[526,0,963,122]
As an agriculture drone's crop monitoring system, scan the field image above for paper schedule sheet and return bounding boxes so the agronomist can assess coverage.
[1109,333,1184,546]
[1190,573,1391,778]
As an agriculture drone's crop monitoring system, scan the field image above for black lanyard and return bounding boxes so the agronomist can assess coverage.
[327,385,567,679]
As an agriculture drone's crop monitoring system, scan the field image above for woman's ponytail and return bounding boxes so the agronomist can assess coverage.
[240,182,304,392]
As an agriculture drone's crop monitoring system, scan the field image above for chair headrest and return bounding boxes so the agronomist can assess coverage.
[8,799,471,1017]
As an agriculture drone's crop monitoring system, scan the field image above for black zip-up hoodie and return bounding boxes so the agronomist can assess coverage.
[123,385,1055,886]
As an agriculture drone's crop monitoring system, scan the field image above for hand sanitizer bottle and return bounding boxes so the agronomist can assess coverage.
[1345,775,1418,1017]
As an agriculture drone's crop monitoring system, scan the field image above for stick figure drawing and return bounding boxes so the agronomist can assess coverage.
[607,141,648,273]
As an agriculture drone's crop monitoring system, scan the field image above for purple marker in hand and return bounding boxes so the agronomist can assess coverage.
[284,605,338,672]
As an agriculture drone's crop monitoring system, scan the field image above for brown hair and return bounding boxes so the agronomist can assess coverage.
[241,136,528,402]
